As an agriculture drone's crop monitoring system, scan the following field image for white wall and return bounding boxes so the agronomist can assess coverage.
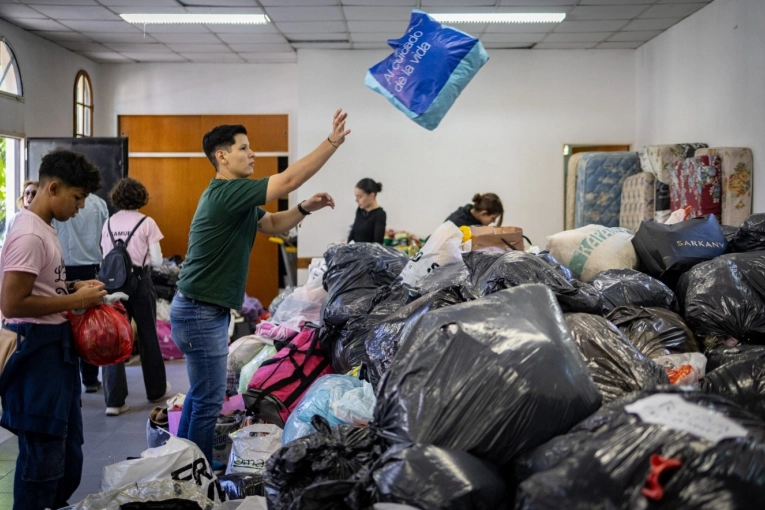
[636,0,765,212]
[296,48,636,258]
[0,18,100,138]
[97,62,299,161]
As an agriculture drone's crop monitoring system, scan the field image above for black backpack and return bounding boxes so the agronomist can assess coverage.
[98,216,148,296]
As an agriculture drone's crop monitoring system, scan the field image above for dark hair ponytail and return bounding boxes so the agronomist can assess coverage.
[356,178,382,194]
[472,193,504,225]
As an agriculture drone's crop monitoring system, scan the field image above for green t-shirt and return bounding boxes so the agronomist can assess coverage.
[177,177,269,310]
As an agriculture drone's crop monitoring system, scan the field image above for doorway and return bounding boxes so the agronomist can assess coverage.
[0,135,22,247]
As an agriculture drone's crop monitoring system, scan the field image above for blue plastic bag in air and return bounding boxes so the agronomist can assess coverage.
[365,10,489,130]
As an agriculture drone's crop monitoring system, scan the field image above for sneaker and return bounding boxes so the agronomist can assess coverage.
[149,406,169,428]
[84,381,102,393]
[105,404,130,416]
[149,382,172,403]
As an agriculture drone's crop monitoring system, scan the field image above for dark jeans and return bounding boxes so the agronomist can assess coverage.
[13,362,83,510]
[104,268,167,406]
[66,264,101,387]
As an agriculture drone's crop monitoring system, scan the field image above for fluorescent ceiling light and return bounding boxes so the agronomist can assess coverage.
[120,14,270,25]
[431,13,566,24]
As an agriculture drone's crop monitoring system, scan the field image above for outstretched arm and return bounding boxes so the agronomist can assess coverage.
[257,193,336,235]
[265,109,350,203]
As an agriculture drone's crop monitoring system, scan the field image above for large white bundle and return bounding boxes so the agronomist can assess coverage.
[546,225,638,281]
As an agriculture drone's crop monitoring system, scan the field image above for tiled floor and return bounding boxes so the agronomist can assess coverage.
[0,358,190,508]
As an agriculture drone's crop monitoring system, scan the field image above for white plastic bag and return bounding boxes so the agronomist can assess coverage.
[654,352,707,386]
[156,298,171,322]
[665,208,689,225]
[68,479,217,510]
[227,335,271,372]
[271,275,327,328]
[331,380,376,426]
[545,225,638,281]
[101,435,225,502]
[238,344,277,394]
[226,424,283,475]
[399,221,464,287]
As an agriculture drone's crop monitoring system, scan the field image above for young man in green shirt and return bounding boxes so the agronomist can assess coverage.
[171,109,350,462]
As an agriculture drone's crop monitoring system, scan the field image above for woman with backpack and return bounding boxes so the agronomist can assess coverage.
[100,178,169,416]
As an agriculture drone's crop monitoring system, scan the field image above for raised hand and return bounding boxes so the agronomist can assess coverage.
[328,109,351,147]
[302,192,335,213]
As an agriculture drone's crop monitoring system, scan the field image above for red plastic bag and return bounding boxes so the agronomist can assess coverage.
[68,302,133,366]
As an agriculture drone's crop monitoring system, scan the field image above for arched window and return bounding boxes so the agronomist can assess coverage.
[74,70,93,137]
[0,40,22,97]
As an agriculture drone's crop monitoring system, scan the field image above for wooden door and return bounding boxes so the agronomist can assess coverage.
[118,115,287,306]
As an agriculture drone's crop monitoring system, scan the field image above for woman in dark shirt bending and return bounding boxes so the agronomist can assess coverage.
[348,178,386,243]
[445,193,504,227]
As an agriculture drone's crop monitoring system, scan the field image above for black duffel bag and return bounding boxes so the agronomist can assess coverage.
[631,215,727,286]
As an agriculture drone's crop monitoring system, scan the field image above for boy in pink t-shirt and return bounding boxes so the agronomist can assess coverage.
[0,150,106,510]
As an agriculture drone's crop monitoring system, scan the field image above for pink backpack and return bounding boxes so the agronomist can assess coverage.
[244,327,334,426]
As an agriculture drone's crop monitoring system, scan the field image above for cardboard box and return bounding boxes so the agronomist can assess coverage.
[470,226,525,252]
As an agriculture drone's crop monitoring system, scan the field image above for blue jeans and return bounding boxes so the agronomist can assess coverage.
[170,292,229,462]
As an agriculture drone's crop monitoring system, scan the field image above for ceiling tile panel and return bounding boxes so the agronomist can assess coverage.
[580,0,652,4]
[149,33,222,44]
[285,32,348,41]
[121,52,187,62]
[347,20,407,32]
[58,41,111,52]
[166,43,231,53]
[291,42,351,49]
[181,53,244,62]
[484,22,557,33]
[421,0,497,6]
[554,20,627,32]
[228,43,295,52]
[351,42,390,49]
[261,0,340,5]
[265,6,343,21]
[17,0,97,5]
[499,0,576,5]
[341,1,416,6]
[103,43,172,53]
[0,4,46,18]
[98,0,179,6]
[596,40,643,49]
[482,33,546,43]
[217,33,288,43]
[483,42,535,48]
[657,0,712,3]
[9,18,69,31]
[342,6,412,20]
[58,20,142,32]
[534,42,598,49]
[237,52,297,62]
[275,21,347,32]
[31,31,89,41]
[111,6,188,15]
[30,5,120,20]
[544,31,611,43]
[567,5,648,20]
[350,32,397,43]
[639,3,709,19]
[621,17,682,31]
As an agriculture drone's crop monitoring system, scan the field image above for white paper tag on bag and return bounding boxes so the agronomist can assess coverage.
[625,394,748,444]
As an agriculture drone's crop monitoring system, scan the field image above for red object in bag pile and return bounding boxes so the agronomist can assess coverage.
[68,302,134,366]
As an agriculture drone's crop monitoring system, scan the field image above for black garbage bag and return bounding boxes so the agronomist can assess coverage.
[375,284,601,466]
[216,472,264,499]
[329,264,479,375]
[721,224,739,247]
[631,215,728,288]
[733,213,765,253]
[537,251,576,281]
[321,243,409,329]
[588,269,677,314]
[365,286,473,388]
[705,344,765,372]
[607,306,699,359]
[264,415,384,510]
[361,443,509,510]
[564,313,669,402]
[462,251,502,285]
[700,351,765,420]
[515,388,765,510]
[677,252,765,343]
[472,251,603,314]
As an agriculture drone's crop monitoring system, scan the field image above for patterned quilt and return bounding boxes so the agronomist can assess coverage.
[670,155,722,220]
[620,172,655,233]
[575,152,640,228]
[695,147,753,227]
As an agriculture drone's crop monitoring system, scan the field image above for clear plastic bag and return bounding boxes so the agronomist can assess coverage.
[271,276,327,328]
[238,345,277,394]
[654,352,708,385]
[66,479,217,510]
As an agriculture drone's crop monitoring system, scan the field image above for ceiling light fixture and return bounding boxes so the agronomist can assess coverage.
[431,13,566,24]
[120,14,270,25]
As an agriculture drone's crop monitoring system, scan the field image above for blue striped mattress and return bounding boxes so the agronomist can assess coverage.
[575,152,641,228]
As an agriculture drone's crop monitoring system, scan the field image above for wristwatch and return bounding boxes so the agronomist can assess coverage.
[67,280,80,294]
[297,201,311,216]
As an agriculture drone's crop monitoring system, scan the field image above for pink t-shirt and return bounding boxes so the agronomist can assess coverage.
[0,209,68,324]
[101,210,163,267]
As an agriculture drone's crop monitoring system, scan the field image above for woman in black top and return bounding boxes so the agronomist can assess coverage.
[348,178,386,243]
[445,193,504,227]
